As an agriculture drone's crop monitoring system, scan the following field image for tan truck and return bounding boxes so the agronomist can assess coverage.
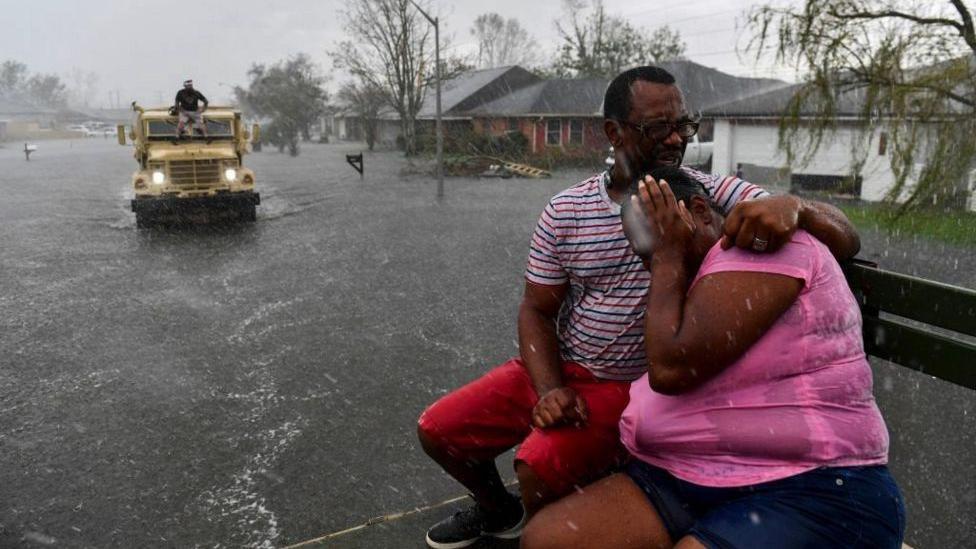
[118,103,260,228]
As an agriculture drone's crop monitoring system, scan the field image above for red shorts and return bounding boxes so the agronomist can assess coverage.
[418,358,631,496]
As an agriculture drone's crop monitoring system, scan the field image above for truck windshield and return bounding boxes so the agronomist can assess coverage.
[146,118,234,140]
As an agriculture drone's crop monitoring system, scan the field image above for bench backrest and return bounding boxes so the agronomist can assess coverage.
[843,260,976,390]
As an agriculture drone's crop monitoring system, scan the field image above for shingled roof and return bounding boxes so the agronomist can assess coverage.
[463,78,608,116]
[701,83,869,118]
[395,60,793,121]
[655,60,788,113]
[417,66,541,118]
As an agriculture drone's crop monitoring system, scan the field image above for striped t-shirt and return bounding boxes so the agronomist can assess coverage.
[525,167,768,381]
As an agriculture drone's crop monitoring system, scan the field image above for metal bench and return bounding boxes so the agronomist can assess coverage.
[844,259,976,391]
[843,260,975,549]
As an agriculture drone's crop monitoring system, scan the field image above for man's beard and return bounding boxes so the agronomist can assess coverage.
[640,144,685,171]
[613,142,686,190]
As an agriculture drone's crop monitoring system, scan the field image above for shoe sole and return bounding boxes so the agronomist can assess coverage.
[485,508,526,540]
[425,523,524,548]
[424,533,479,549]
[425,503,525,548]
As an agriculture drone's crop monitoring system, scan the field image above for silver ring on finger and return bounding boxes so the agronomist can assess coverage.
[752,237,769,251]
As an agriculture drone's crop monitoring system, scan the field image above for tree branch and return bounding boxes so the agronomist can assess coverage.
[948,0,976,53]
[827,7,963,32]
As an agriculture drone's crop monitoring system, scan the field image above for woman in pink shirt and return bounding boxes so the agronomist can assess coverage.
[521,167,904,549]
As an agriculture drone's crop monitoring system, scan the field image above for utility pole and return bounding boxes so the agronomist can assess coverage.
[408,0,444,198]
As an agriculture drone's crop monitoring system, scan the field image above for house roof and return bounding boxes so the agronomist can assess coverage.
[417,66,541,118]
[463,78,608,116]
[451,60,788,118]
[338,60,791,121]
[703,55,976,118]
[701,83,869,118]
[655,60,788,113]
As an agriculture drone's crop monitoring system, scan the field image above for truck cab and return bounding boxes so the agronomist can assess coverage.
[120,103,260,227]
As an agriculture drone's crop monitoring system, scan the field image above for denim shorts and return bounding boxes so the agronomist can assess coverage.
[624,460,906,549]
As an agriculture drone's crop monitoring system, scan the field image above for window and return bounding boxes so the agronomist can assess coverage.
[569,119,584,145]
[508,118,519,131]
[146,118,233,140]
[546,119,561,146]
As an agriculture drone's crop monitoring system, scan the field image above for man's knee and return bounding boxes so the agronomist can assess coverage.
[417,403,446,454]
[417,398,463,459]
[416,418,442,456]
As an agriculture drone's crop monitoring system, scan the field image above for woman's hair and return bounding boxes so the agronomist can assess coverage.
[629,166,717,211]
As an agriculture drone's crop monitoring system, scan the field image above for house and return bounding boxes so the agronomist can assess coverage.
[327,102,401,148]
[703,84,915,203]
[0,94,59,140]
[328,61,789,158]
[326,66,541,148]
[453,60,787,156]
[462,78,607,154]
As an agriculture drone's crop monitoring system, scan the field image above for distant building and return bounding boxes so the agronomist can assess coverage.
[0,94,60,140]
[326,61,789,160]
[422,61,787,157]
[461,77,607,154]
[701,83,974,206]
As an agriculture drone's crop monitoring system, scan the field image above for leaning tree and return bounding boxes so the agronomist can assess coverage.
[748,0,976,211]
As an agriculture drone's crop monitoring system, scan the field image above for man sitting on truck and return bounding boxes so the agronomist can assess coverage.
[174,79,208,139]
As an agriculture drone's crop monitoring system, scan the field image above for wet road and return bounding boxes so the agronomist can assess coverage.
[1,139,973,548]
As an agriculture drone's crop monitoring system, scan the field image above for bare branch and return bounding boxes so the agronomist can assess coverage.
[948,0,976,53]
[827,7,963,32]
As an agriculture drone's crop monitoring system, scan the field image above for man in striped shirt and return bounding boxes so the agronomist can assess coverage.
[417,66,860,549]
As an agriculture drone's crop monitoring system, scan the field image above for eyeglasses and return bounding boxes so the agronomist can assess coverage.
[620,119,699,141]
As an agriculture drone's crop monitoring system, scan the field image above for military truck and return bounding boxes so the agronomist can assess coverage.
[118,103,260,228]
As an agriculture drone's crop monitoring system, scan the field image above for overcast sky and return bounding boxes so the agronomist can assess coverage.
[0,0,798,109]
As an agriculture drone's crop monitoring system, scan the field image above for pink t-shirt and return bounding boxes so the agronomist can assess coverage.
[619,230,889,487]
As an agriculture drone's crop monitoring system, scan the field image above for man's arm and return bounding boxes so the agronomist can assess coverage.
[518,281,588,428]
[174,91,182,112]
[198,91,209,112]
[722,195,861,260]
[798,198,861,259]
[694,169,860,260]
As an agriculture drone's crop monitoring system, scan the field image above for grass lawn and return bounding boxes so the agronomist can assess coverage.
[839,203,976,246]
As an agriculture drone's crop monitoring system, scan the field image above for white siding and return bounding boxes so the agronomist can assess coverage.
[712,119,900,202]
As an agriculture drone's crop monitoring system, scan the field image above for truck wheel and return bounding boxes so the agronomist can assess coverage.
[135,212,153,229]
[241,204,257,222]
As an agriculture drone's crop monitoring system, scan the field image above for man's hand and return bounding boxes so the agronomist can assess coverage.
[531,387,588,429]
[721,195,801,253]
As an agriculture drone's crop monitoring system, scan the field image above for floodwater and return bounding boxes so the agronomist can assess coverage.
[0,139,972,548]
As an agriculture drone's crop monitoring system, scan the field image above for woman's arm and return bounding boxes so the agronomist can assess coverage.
[644,255,802,395]
[632,177,804,395]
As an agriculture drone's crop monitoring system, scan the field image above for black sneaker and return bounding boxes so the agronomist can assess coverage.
[425,494,525,549]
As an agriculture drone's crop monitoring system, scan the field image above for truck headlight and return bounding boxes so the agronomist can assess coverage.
[224,168,237,181]
[152,171,165,184]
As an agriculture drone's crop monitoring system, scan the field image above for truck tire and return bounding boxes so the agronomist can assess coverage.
[135,212,154,229]
[240,204,257,222]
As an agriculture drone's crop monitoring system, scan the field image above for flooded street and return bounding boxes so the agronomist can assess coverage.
[1,139,973,548]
